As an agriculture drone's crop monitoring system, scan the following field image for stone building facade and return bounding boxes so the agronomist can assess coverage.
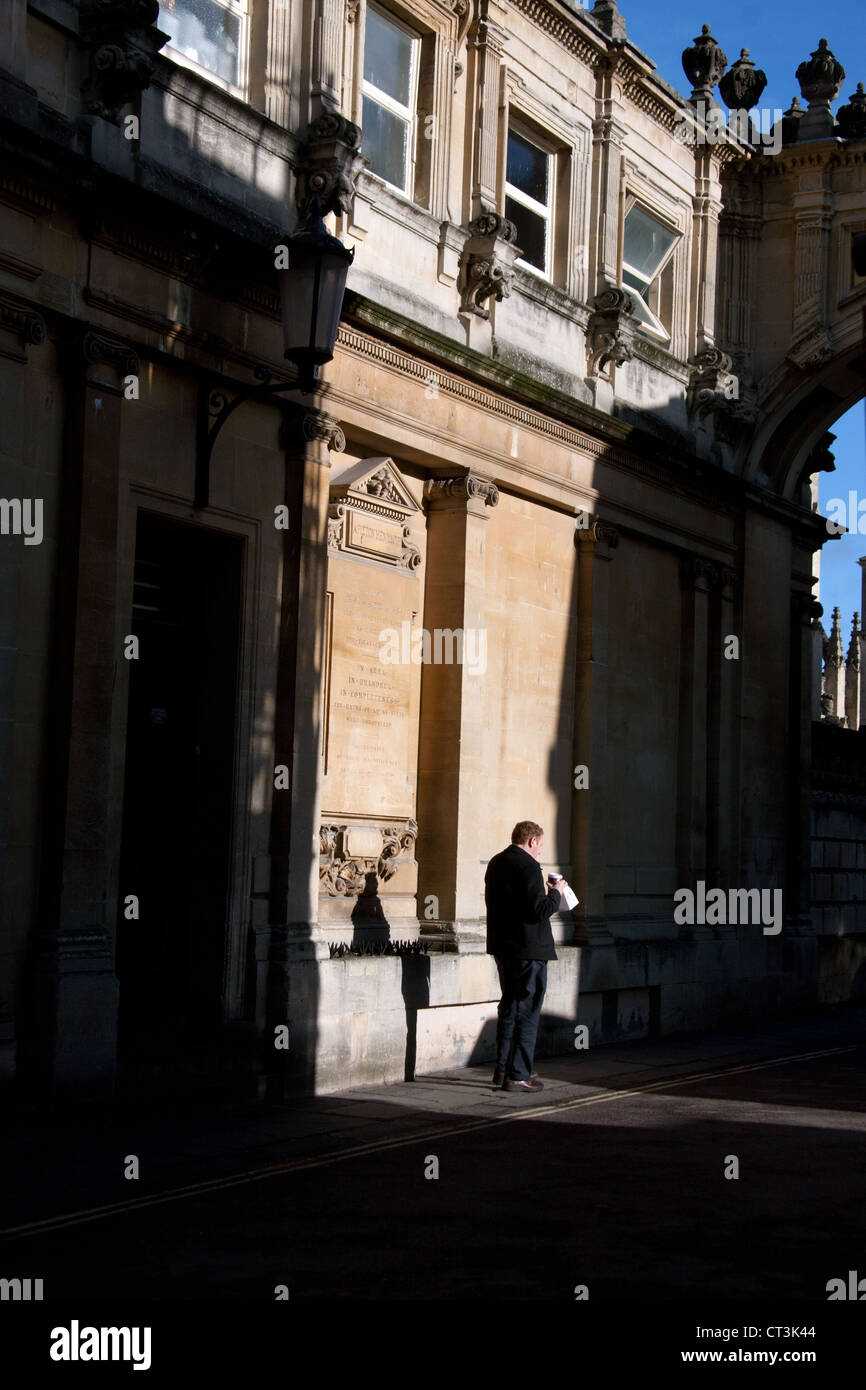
[0,0,864,1096]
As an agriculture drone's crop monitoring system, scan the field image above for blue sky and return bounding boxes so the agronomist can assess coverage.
[617,1,865,632]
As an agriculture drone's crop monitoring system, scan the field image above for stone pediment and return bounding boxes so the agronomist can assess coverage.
[329,457,420,516]
[328,457,421,569]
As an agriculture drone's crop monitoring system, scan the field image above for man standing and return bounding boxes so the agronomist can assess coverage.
[485,821,571,1093]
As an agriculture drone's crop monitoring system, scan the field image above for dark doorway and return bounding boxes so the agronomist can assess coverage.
[117,512,243,1071]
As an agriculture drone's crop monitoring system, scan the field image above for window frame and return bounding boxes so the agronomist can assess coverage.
[159,0,250,99]
[504,120,556,281]
[620,197,680,341]
[361,2,422,199]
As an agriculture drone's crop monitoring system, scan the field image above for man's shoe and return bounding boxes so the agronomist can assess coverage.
[503,1076,544,1092]
[492,1067,538,1087]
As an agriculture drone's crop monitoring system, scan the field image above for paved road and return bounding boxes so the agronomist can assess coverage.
[2,1009,865,1304]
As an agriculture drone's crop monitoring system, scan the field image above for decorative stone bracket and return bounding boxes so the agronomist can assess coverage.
[458,213,520,319]
[585,288,637,378]
[296,113,367,221]
[686,347,757,439]
[319,820,418,897]
[80,0,169,123]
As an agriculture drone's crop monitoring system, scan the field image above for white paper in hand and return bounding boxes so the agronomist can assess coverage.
[560,883,578,910]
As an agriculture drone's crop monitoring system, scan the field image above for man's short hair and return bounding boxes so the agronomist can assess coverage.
[512,820,544,845]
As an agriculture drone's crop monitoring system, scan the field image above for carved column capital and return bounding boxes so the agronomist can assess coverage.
[680,554,719,591]
[296,112,366,220]
[575,518,619,552]
[458,214,520,319]
[79,329,139,393]
[302,410,346,452]
[424,473,500,515]
[0,293,46,363]
[586,288,636,378]
[80,0,169,123]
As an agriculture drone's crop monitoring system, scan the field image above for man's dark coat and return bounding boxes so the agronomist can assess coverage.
[485,843,561,961]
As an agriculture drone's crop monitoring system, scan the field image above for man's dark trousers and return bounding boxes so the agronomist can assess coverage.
[494,957,547,1080]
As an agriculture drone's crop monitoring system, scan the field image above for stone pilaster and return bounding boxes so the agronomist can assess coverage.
[714,567,740,886]
[789,170,834,368]
[468,0,508,218]
[25,329,138,1095]
[262,403,343,1095]
[265,0,295,131]
[416,472,498,947]
[689,150,723,354]
[311,0,346,116]
[572,519,618,944]
[789,592,822,920]
[677,556,713,912]
[589,63,627,294]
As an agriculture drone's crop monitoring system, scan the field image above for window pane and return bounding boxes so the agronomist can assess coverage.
[623,268,650,304]
[506,196,546,272]
[364,5,413,107]
[362,95,409,189]
[506,130,548,206]
[159,0,241,86]
[623,205,676,279]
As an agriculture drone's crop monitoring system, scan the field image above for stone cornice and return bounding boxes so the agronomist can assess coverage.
[509,0,600,66]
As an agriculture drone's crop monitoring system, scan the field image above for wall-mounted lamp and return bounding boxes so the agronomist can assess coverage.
[196,199,354,508]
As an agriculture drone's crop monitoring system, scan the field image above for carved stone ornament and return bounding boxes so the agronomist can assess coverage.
[787,326,833,371]
[796,38,846,108]
[83,329,140,380]
[319,820,418,896]
[80,0,169,123]
[586,288,636,378]
[718,49,767,113]
[687,347,758,442]
[424,475,500,510]
[0,293,47,363]
[837,84,866,140]
[328,456,422,568]
[681,25,728,104]
[303,411,346,452]
[296,113,366,220]
[458,214,521,319]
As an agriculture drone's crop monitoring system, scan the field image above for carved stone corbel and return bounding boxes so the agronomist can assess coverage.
[458,213,520,319]
[686,347,758,443]
[296,113,366,220]
[585,288,636,378]
[80,0,169,123]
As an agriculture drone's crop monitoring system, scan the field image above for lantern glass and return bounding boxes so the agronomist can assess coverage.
[280,217,353,378]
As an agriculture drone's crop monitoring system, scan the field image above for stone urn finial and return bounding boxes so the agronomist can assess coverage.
[795,38,845,139]
[719,47,767,111]
[778,95,804,145]
[837,82,866,139]
[796,38,846,106]
[682,24,728,105]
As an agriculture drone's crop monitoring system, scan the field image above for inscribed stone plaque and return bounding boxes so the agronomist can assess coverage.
[346,511,404,560]
[322,555,421,819]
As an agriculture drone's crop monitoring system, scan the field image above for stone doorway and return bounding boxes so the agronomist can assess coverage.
[116,512,242,1074]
